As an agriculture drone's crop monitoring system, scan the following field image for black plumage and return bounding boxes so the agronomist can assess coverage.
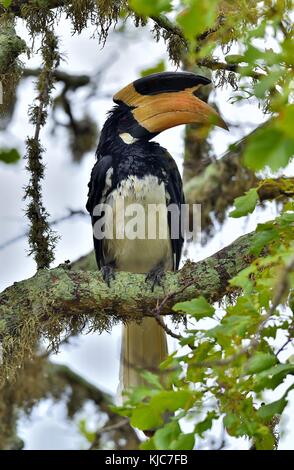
[86,105,185,273]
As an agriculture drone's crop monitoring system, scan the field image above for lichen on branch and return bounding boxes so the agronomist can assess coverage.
[0,232,255,385]
[0,17,26,116]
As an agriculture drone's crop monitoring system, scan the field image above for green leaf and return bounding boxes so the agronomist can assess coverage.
[78,419,96,443]
[177,0,218,39]
[0,148,21,164]
[129,0,172,17]
[140,370,163,389]
[0,0,13,7]
[254,363,294,392]
[254,426,276,450]
[223,413,239,434]
[140,437,156,450]
[173,296,215,319]
[140,60,165,77]
[254,71,281,99]
[154,421,181,449]
[225,54,244,64]
[230,188,259,218]
[257,397,287,420]
[230,265,257,292]
[244,127,294,172]
[195,411,218,437]
[243,44,264,63]
[150,390,194,413]
[130,404,163,430]
[249,228,279,255]
[245,353,277,375]
[278,104,294,140]
[128,386,158,402]
[170,432,195,450]
[208,315,252,339]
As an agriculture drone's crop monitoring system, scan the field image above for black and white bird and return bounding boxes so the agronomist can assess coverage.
[86,72,227,392]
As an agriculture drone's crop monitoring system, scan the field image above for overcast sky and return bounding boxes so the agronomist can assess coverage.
[0,15,293,450]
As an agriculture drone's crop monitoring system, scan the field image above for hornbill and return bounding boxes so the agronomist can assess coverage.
[86,72,227,394]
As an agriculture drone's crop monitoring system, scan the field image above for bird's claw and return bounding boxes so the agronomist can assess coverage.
[101,265,116,287]
[145,265,165,292]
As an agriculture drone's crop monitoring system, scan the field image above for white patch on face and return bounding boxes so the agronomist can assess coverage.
[119,132,138,145]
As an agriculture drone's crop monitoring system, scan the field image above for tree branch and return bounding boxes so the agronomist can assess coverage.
[0,232,255,383]
[197,58,264,80]
[0,232,254,318]
[23,67,91,89]
[150,14,187,47]
[0,0,66,16]
[0,356,139,450]
[0,208,87,251]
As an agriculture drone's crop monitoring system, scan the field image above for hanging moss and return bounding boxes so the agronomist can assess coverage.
[24,30,60,269]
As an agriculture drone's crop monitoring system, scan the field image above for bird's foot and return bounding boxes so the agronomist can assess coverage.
[145,264,165,292]
[101,264,116,287]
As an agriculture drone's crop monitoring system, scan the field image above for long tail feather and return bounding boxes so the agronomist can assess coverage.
[119,317,167,391]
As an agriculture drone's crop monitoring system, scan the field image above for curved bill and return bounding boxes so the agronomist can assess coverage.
[113,72,228,133]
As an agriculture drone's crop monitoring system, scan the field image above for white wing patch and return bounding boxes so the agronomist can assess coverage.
[101,167,113,199]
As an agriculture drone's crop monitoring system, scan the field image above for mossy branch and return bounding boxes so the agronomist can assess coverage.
[24,29,60,269]
[0,232,255,384]
[0,356,139,449]
[0,18,26,115]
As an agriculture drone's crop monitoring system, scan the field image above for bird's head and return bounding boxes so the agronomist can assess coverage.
[98,71,228,151]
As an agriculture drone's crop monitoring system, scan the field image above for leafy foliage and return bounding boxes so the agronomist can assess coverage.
[114,2,294,445]
[0,0,12,8]
[129,0,172,17]
[230,188,259,218]
[0,148,20,164]
[116,190,294,449]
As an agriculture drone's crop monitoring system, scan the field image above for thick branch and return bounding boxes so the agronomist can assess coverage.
[0,232,255,384]
[47,363,140,449]
[0,0,66,16]
[0,232,254,321]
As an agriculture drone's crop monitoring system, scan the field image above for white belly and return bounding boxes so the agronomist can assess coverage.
[104,175,173,273]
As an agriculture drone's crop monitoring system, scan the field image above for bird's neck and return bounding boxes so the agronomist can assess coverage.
[97,136,162,160]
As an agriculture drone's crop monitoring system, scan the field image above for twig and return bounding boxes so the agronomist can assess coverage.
[146,256,294,373]
[89,418,130,450]
[151,14,187,46]
[0,208,87,251]
[275,337,293,357]
[23,68,90,89]
[197,58,264,80]
[187,255,294,370]
[152,304,182,340]
[150,278,197,340]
